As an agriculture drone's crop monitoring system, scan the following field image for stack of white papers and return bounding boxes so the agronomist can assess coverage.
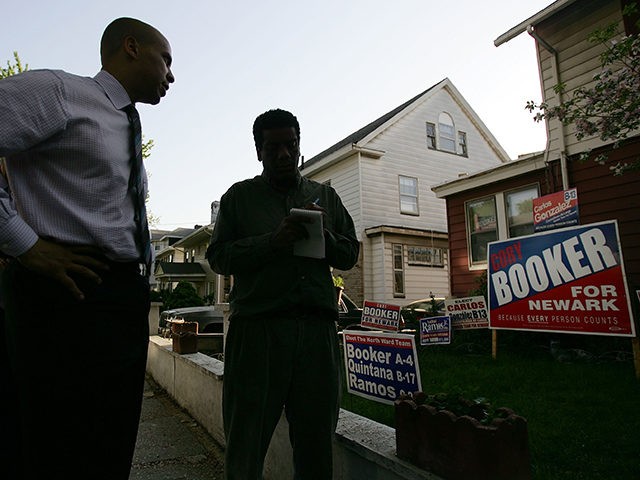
[290,208,325,259]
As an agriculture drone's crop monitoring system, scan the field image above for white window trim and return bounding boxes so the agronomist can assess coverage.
[399,175,419,216]
[467,184,539,270]
[392,244,405,297]
[407,246,445,267]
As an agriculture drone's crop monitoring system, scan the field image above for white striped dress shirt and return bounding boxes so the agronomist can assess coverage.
[0,69,147,262]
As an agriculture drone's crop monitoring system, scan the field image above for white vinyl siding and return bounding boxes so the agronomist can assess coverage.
[302,79,506,303]
[536,0,631,158]
[359,87,504,236]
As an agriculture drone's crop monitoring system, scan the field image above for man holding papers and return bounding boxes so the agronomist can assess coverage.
[207,108,358,480]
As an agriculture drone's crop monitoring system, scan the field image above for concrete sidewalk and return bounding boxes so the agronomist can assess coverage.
[130,376,225,480]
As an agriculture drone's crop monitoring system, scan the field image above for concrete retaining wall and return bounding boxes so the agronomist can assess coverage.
[146,336,440,480]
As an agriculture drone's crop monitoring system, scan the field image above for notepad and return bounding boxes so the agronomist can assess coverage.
[290,208,325,259]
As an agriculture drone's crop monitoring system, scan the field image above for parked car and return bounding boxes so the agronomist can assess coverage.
[159,292,363,338]
[336,292,363,330]
[400,297,446,333]
[158,306,224,337]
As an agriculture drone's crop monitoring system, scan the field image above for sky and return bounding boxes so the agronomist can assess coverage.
[1,0,553,230]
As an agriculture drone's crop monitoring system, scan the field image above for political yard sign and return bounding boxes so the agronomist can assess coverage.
[444,296,489,330]
[533,188,579,232]
[343,331,421,405]
[360,301,401,331]
[419,316,451,345]
[488,220,635,336]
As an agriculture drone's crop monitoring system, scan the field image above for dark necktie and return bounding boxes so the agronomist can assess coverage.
[124,104,152,275]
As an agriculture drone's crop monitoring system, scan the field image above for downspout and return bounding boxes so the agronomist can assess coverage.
[527,25,570,190]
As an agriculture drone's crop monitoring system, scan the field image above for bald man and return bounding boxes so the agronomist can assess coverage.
[0,18,174,479]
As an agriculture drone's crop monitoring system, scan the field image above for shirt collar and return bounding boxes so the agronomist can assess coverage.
[260,169,302,193]
[94,70,132,110]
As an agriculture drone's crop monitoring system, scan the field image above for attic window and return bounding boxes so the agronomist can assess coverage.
[458,131,468,156]
[438,113,456,152]
[426,122,436,149]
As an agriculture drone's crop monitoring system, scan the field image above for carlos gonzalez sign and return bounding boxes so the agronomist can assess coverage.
[488,220,635,336]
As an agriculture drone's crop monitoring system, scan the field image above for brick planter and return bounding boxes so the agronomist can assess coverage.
[171,321,198,354]
[395,394,531,480]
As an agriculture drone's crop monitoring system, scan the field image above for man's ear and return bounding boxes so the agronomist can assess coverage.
[123,35,139,59]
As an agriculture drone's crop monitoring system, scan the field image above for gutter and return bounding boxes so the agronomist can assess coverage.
[526,25,570,190]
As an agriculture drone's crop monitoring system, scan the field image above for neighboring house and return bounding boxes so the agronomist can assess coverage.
[154,224,218,298]
[152,227,196,263]
[432,0,640,307]
[300,78,509,306]
[152,203,227,299]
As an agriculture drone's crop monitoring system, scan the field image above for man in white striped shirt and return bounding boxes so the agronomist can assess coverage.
[0,17,174,479]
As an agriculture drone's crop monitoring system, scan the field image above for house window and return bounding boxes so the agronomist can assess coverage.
[426,122,436,149]
[393,244,405,297]
[466,196,498,265]
[184,250,190,263]
[408,246,444,267]
[505,186,538,238]
[191,249,196,263]
[399,175,418,215]
[465,184,540,267]
[427,113,468,156]
[458,131,468,156]
[438,112,456,153]
[168,253,174,263]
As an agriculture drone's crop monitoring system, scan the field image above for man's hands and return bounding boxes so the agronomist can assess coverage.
[269,202,326,250]
[17,239,109,301]
[270,214,312,250]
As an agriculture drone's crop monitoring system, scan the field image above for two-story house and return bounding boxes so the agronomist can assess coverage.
[432,0,639,314]
[300,78,509,305]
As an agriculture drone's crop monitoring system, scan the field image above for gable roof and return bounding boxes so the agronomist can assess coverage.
[301,78,510,171]
[156,262,206,276]
[302,83,439,168]
[431,151,546,198]
[173,224,213,248]
[494,0,580,46]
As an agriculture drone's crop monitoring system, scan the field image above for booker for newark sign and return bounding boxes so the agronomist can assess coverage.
[488,220,635,336]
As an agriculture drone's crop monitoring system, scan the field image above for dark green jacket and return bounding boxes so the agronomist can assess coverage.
[207,172,359,320]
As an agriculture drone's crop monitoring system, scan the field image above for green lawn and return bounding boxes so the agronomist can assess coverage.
[340,332,640,480]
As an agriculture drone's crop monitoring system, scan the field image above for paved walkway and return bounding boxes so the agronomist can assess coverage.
[130,376,225,480]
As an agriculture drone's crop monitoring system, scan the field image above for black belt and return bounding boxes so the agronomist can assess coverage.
[105,259,148,277]
[274,305,336,319]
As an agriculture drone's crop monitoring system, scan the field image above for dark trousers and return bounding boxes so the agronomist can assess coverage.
[0,303,20,480]
[2,261,150,480]
[223,312,341,480]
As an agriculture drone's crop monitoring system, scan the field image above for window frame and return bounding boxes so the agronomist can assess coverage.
[505,184,539,239]
[458,131,468,157]
[407,246,444,267]
[465,183,540,269]
[465,196,498,268]
[392,244,405,297]
[438,112,456,153]
[426,122,436,149]
[426,113,469,156]
[399,175,419,216]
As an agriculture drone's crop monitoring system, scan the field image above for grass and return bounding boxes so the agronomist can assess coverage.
[339,330,640,480]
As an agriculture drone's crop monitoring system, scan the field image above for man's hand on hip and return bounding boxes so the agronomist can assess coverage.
[18,239,109,301]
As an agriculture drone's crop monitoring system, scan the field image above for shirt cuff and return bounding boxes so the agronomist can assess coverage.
[0,215,39,257]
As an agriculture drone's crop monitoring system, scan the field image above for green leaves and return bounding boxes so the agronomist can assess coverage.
[0,51,27,79]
